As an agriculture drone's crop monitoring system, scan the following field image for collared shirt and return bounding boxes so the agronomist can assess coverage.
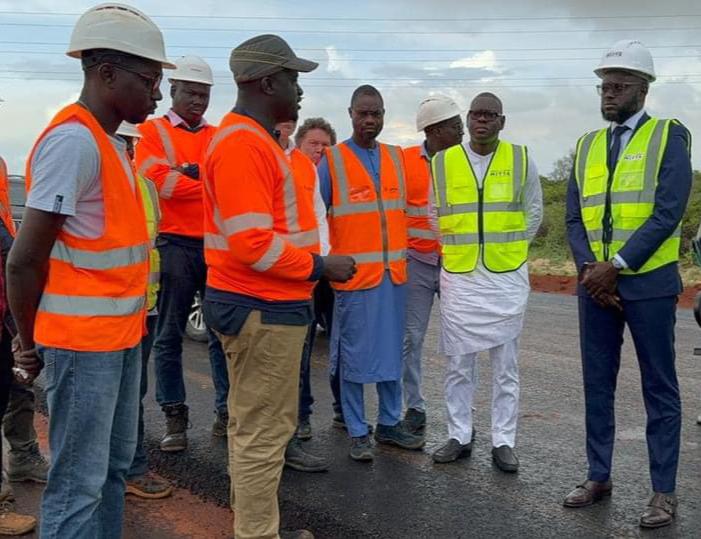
[610,108,646,162]
[608,108,646,269]
[166,109,209,132]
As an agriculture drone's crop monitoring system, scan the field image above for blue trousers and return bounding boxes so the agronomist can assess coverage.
[207,329,229,415]
[40,345,141,539]
[128,315,158,479]
[153,237,228,414]
[578,295,681,493]
[340,372,403,438]
[299,321,316,421]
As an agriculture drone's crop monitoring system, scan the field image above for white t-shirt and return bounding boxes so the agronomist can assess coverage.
[26,122,135,239]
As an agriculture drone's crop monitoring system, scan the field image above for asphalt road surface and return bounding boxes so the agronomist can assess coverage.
[114,292,701,537]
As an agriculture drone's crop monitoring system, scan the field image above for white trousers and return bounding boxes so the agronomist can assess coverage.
[444,337,520,448]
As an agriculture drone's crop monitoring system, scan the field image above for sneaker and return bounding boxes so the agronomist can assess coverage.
[296,418,312,441]
[331,412,346,429]
[212,410,228,438]
[403,408,426,435]
[7,446,49,484]
[284,438,329,473]
[160,404,189,452]
[0,492,36,536]
[374,422,425,450]
[349,435,373,462]
[332,413,374,434]
[126,472,174,500]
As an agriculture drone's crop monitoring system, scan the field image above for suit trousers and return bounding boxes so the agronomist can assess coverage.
[578,295,681,493]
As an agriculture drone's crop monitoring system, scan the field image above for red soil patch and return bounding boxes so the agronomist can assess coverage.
[529,273,701,309]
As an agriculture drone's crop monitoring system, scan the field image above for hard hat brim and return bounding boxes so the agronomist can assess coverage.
[594,65,655,82]
[66,49,176,69]
[167,76,214,86]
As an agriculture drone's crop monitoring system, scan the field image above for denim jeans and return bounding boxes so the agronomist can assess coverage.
[153,236,206,407]
[207,328,229,415]
[128,315,158,479]
[40,344,141,539]
[298,321,316,421]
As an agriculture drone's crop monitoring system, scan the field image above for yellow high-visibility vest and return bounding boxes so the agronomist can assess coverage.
[432,141,528,273]
[137,176,161,311]
[574,118,680,274]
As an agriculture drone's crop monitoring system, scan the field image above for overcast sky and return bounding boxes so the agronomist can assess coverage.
[1,0,700,176]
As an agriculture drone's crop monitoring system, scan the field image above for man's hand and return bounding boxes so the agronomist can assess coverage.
[174,163,200,180]
[580,262,622,311]
[322,255,357,283]
[13,346,43,384]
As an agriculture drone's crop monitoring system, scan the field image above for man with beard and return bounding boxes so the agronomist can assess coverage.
[136,55,228,452]
[202,34,355,537]
[7,5,173,536]
[318,85,424,461]
[430,93,542,471]
[563,40,692,530]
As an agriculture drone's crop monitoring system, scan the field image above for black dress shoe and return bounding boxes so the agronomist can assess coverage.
[491,445,519,473]
[432,438,472,463]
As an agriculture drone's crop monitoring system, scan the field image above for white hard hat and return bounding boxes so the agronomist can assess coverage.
[116,121,141,138]
[594,39,656,82]
[67,3,176,68]
[168,55,214,86]
[416,95,462,132]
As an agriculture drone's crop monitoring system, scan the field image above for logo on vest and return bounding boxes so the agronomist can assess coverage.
[489,170,511,177]
[622,153,643,162]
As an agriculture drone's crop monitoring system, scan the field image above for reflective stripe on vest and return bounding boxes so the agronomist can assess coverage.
[204,123,319,270]
[39,294,145,316]
[328,144,406,269]
[574,118,679,274]
[50,241,149,270]
[432,142,528,273]
[137,176,161,311]
[326,143,408,291]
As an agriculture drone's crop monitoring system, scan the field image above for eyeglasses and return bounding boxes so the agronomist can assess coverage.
[111,64,162,91]
[596,82,642,96]
[468,110,501,121]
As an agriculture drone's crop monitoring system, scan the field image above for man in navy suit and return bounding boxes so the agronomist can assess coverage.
[563,39,692,529]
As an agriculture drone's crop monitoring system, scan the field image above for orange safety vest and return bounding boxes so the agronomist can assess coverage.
[0,157,16,237]
[204,113,320,302]
[403,145,440,254]
[326,142,408,291]
[136,117,216,238]
[26,104,149,352]
[289,147,317,195]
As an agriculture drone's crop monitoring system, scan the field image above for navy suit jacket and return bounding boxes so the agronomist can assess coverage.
[566,113,693,300]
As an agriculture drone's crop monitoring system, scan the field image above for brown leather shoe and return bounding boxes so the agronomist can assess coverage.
[640,492,676,529]
[563,479,612,508]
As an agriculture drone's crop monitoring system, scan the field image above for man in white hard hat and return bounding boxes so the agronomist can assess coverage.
[564,40,692,529]
[401,96,463,437]
[115,123,174,499]
[135,55,227,452]
[430,92,542,470]
[7,3,173,537]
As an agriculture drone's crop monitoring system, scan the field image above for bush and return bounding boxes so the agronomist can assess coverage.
[529,172,701,267]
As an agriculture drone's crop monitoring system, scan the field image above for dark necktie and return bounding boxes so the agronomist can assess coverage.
[608,125,629,172]
[603,125,629,257]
